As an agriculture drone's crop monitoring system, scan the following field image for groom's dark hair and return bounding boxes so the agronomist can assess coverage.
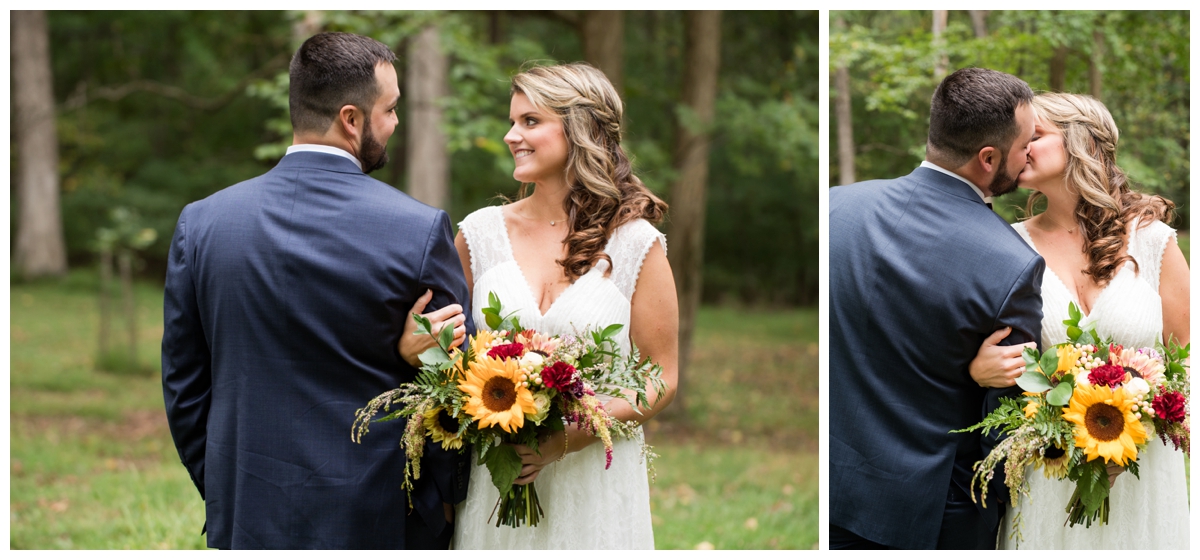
[927,67,1033,168]
[289,32,397,134]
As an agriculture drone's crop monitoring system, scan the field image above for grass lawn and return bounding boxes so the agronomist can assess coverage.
[9,270,818,549]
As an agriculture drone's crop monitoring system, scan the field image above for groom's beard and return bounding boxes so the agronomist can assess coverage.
[359,117,389,174]
[988,150,1019,197]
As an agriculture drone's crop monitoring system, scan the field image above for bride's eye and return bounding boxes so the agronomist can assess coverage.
[525,117,538,126]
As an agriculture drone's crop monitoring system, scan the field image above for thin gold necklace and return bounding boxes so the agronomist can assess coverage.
[1040,213,1077,234]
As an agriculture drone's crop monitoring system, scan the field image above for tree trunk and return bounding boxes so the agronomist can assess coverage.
[12,10,67,279]
[969,10,988,38]
[834,15,855,186]
[1050,44,1068,92]
[98,248,113,358]
[932,10,949,80]
[581,11,624,94]
[406,25,449,210]
[292,10,324,47]
[1089,28,1104,100]
[119,250,137,367]
[667,10,721,420]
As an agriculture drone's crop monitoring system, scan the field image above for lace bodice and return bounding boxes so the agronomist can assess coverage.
[452,205,665,549]
[1013,219,1173,348]
[458,205,667,354]
[1000,219,1188,550]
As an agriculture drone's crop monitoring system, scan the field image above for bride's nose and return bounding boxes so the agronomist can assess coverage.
[504,126,521,146]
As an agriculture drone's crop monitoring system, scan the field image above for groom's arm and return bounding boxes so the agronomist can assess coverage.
[982,254,1046,503]
[161,204,212,500]
[416,210,474,507]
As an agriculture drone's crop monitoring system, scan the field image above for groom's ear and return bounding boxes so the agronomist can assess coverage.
[336,104,364,143]
[976,146,999,174]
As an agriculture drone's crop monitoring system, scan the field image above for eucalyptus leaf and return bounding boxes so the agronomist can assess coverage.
[1023,346,1041,365]
[1046,381,1074,407]
[418,346,452,367]
[438,322,455,350]
[1017,369,1053,393]
[1039,351,1059,379]
[413,313,433,336]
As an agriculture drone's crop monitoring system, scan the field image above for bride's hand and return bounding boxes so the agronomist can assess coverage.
[970,327,1035,388]
[1106,462,1125,488]
[398,289,466,367]
[511,425,595,485]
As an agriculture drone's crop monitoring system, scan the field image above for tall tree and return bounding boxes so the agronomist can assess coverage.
[13,10,67,278]
[969,10,989,38]
[932,10,949,79]
[834,14,855,186]
[1089,26,1104,100]
[406,25,449,209]
[581,11,624,94]
[668,10,721,416]
[1049,44,1068,91]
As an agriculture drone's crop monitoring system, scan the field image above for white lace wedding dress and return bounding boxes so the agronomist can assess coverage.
[451,205,663,549]
[998,220,1189,549]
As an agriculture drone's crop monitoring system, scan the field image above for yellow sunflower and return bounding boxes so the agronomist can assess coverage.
[1054,345,1083,375]
[458,355,537,433]
[1062,383,1147,466]
[423,406,465,450]
[469,330,499,357]
[1038,445,1071,479]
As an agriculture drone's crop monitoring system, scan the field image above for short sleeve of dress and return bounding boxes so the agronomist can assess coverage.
[605,219,667,300]
[458,206,507,283]
[1130,219,1177,292]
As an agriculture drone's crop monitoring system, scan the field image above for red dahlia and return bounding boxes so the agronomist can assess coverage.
[541,361,577,391]
[487,342,526,360]
[1152,391,1187,424]
[1088,363,1126,388]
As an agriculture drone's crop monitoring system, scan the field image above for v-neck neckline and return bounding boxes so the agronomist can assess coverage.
[1018,221,1125,318]
[495,206,595,318]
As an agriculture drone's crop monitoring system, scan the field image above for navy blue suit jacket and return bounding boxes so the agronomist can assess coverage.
[162,151,474,549]
[829,166,1044,549]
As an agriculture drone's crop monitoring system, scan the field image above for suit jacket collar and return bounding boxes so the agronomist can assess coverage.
[274,150,365,175]
[909,166,989,207]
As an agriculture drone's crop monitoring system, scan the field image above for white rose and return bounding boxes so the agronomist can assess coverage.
[520,352,545,370]
[1126,377,1150,397]
[528,392,551,424]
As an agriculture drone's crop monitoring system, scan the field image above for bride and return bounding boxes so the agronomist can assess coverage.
[971,92,1189,549]
[402,62,678,549]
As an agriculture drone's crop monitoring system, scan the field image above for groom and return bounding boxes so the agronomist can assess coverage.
[162,32,472,549]
[828,67,1045,549]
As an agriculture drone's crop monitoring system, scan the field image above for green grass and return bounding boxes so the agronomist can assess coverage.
[9,270,818,549]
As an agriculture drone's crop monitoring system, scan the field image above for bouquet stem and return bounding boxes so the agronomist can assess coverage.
[1064,485,1109,528]
[493,482,543,528]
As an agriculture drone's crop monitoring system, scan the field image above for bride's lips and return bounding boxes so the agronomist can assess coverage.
[514,149,534,160]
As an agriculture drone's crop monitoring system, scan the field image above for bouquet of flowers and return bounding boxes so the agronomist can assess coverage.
[957,303,1189,544]
[352,292,665,528]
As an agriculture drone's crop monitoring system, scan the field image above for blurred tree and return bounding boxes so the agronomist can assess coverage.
[408,24,450,208]
[669,10,721,414]
[830,10,1189,227]
[12,10,68,279]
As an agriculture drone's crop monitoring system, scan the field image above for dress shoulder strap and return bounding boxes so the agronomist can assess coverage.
[1128,218,1176,292]
[458,206,509,282]
[605,219,668,300]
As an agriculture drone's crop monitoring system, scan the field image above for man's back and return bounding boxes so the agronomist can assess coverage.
[163,151,470,548]
[828,166,1043,548]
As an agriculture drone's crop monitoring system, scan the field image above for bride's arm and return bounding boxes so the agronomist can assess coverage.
[1159,236,1189,349]
[454,230,475,301]
[512,241,679,484]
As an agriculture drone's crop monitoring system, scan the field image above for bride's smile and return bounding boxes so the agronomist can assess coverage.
[505,92,569,186]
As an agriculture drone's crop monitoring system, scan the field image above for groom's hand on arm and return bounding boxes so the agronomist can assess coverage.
[970,327,1036,388]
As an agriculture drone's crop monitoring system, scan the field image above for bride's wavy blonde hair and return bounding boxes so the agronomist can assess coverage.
[511,63,667,281]
[1025,93,1174,286]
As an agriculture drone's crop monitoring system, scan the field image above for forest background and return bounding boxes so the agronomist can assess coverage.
[831,10,1190,233]
[9,10,819,549]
